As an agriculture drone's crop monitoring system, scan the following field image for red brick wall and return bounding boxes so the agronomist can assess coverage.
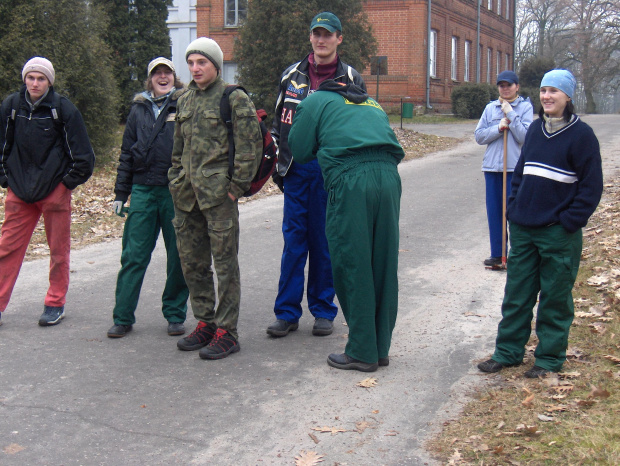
[195,0,514,112]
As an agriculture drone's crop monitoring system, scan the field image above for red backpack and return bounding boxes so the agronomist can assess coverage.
[221,85,277,197]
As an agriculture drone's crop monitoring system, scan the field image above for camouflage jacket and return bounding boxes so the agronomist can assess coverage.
[169,76,261,211]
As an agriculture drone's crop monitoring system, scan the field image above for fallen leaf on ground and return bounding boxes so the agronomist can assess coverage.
[559,371,581,379]
[588,385,611,399]
[355,421,373,433]
[294,450,325,465]
[3,444,25,454]
[357,377,378,388]
[604,354,620,365]
[311,426,346,435]
[308,433,319,444]
[538,414,554,422]
[522,394,535,407]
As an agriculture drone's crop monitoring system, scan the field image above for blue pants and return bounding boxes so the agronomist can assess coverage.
[274,161,337,323]
[485,171,513,258]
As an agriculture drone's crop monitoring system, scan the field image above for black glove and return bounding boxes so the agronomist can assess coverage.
[272,172,284,192]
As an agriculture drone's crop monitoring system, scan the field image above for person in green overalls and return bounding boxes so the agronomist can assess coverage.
[288,80,405,372]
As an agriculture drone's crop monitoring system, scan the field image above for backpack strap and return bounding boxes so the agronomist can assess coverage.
[221,85,248,179]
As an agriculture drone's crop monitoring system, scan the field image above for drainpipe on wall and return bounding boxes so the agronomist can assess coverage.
[512,0,516,69]
[426,0,433,109]
[476,0,481,82]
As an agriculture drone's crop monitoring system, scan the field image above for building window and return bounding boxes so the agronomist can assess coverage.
[488,0,492,10]
[506,0,510,19]
[479,44,484,82]
[222,63,238,83]
[225,0,247,27]
[497,50,501,77]
[487,47,492,83]
[505,53,510,71]
[429,29,438,78]
[464,40,471,82]
[451,37,458,80]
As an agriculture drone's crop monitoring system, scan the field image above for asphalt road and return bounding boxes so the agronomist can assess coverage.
[1,115,618,465]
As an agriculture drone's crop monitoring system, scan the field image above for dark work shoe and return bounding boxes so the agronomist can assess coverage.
[38,306,65,326]
[484,257,502,267]
[107,324,133,338]
[199,329,240,360]
[167,322,185,336]
[0,312,3,326]
[177,321,216,351]
[378,357,389,367]
[312,318,333,336]
[327,353,378,372]
[477,358,520,373]
[524,365,552,378]
[266,319,298,337]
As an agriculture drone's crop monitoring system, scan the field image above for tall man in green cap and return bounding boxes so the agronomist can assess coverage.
[288,80,404,372]
[169,37,262,360]
[267,12,366,339]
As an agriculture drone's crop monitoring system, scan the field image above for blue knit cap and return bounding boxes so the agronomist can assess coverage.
[540,69,576,99]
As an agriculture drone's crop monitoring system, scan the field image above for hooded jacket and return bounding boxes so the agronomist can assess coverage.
[0,85,94,203]
[272,54,366,177]
[114,88,185,202]
[474,95,534,172]
[288,80,404,190]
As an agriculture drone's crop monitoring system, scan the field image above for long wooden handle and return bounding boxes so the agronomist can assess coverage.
[502,129,508,268]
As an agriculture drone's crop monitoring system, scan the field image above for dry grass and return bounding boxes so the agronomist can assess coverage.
[427,179,620,465]
[0,128,459,261]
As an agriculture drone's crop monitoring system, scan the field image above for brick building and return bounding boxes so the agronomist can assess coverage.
[189,0,515,111]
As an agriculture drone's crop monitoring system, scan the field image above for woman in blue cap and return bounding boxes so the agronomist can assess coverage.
[475,70,533,268]
[478,69,603,378]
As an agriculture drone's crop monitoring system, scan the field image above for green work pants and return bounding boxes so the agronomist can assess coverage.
[325,161,401,364]
[493,223,582,372]
[113,185,189,325]
[172,197,241,339]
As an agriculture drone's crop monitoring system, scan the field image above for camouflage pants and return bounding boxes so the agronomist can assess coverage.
[172,197,240,339]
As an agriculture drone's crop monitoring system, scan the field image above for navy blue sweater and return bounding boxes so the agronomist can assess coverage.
[507,116,603,233]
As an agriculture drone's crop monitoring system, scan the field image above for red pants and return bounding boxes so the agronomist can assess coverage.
[0,184,72,312]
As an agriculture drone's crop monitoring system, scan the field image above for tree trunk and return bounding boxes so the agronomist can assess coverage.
[585,88,597,114]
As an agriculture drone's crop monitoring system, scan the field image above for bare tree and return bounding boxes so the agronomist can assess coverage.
[562,0,620,112]
[516,0,620,113]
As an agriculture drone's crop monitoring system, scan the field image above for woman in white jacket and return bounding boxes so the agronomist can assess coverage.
[475,70,533,267]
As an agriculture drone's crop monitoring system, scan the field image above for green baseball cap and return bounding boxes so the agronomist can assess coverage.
[310,12,342,33]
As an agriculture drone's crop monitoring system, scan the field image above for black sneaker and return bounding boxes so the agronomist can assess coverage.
[0,312,3,326]
[477,358,520,373]
[167,322,185,336]
[266,319,298,337]
[38,306,65,326]
[484,257,502,267]
[107,324,132,338]
[312,318,333,336]
[378,357,389,367]
[524,365,552,378]
[177,321,216,351]
[327,353,378,372]
[199,329,240,360]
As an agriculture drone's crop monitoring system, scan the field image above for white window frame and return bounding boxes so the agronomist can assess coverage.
[225,0,247,27]
[451,36,458,80]
[429,29,438,78]
[487,47,492,83]
[464,40,471,82]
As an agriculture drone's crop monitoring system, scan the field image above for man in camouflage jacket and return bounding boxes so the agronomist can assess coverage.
[168,37,262,360]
